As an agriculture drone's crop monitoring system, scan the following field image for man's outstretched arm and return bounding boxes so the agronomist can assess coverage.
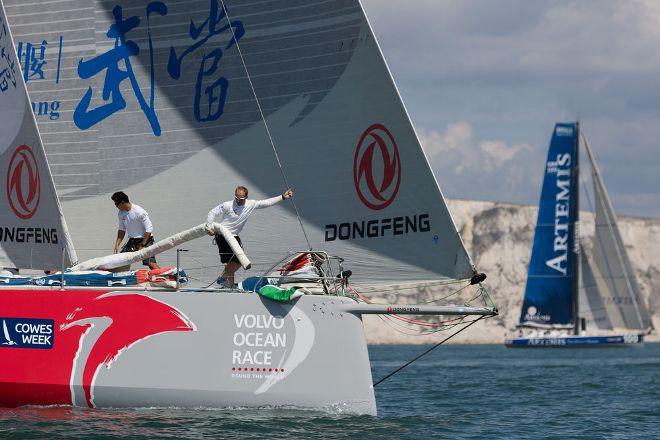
[255,188,293,209]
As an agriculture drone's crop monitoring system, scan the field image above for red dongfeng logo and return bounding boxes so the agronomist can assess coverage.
[6,145,41,219]
[353,124,401,210]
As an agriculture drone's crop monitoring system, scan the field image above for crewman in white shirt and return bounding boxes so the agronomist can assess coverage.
[111,191,160,270]
[206,185,293,287]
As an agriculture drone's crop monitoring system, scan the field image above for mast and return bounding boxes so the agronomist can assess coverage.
[572,122,581,335]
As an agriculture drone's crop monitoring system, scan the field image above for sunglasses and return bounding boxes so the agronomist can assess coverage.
[235,195,247,201]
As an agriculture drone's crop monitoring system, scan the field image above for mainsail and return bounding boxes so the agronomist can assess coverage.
[519,123,579,328]
[0,3,76,270]
[582,136,652,331]
[5,0,474,285]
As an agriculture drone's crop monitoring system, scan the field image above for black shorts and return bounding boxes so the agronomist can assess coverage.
[121,236,156,266]
[215,234,242,264]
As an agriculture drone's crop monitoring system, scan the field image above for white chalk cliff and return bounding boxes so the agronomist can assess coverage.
[363,199,660,344]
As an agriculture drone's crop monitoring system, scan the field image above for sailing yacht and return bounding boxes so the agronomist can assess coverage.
[505,123,653,348]
[0,0,495,413]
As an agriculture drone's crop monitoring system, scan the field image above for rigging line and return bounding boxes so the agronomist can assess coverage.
[352,280,467,297]
[375,314,460,336]
[354,278,469,289]
[464,286,488,307]
[422,282,471,304]
[219,0,312,250]
[372,315,486,388]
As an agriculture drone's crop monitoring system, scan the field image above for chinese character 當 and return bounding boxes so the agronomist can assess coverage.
[167,0,244,122]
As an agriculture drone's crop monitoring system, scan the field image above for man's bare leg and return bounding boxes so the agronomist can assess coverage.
[148,262,160,270]
[222,261,241,286]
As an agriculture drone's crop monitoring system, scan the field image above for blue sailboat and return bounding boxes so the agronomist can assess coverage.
[505,123,653,347]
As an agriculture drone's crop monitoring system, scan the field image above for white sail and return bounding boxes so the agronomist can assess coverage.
[0,2,76,270]
[582,135,652,331]
[578,247,613,331]
[5,0,474,285]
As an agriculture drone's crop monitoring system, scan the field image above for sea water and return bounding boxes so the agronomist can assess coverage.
[1,343,658,439]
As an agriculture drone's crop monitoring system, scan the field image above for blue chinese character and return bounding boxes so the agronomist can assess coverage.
[0,18,18,92]
[0,46,17,92]
[17,40,48,82]
[73,2,167,136]
[167,0,244,122]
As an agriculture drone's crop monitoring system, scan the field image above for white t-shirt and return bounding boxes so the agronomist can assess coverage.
[118,204,154,238]
[206,196,283,235]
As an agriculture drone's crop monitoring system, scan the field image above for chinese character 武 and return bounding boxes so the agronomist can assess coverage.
[73,2,167,136]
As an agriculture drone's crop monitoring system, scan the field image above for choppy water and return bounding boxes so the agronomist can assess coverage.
[1,343,659,439]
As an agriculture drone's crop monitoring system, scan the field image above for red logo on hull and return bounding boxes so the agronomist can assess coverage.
[353,124,401,210]
[6,145,41,219]
[0,290,194,408]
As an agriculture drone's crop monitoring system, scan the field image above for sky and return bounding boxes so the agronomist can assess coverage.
[361,0,660,218]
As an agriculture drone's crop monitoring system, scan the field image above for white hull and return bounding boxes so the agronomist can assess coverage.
[0,288,377,414]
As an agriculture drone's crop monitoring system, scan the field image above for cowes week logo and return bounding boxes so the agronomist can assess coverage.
[6,144,40,219]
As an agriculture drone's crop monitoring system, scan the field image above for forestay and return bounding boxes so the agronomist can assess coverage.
[0,3,76,270]
[5,0,474,285]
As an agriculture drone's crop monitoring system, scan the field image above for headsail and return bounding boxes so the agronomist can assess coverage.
[5,0,473,284]
[519,123,579,328]
[0,2,76,270]
[582,136,652,331]
[578,246,613,331]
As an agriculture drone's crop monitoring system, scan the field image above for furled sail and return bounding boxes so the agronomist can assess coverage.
[0,2,76,270]
[519,123,578,328]
[582,136,652,331]
[5,0,474,285]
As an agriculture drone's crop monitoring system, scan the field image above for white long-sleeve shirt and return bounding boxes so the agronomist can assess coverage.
[118,204,153,238]
[206,195,283,235]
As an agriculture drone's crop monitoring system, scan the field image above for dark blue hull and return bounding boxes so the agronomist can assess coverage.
[505,334,643,347]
